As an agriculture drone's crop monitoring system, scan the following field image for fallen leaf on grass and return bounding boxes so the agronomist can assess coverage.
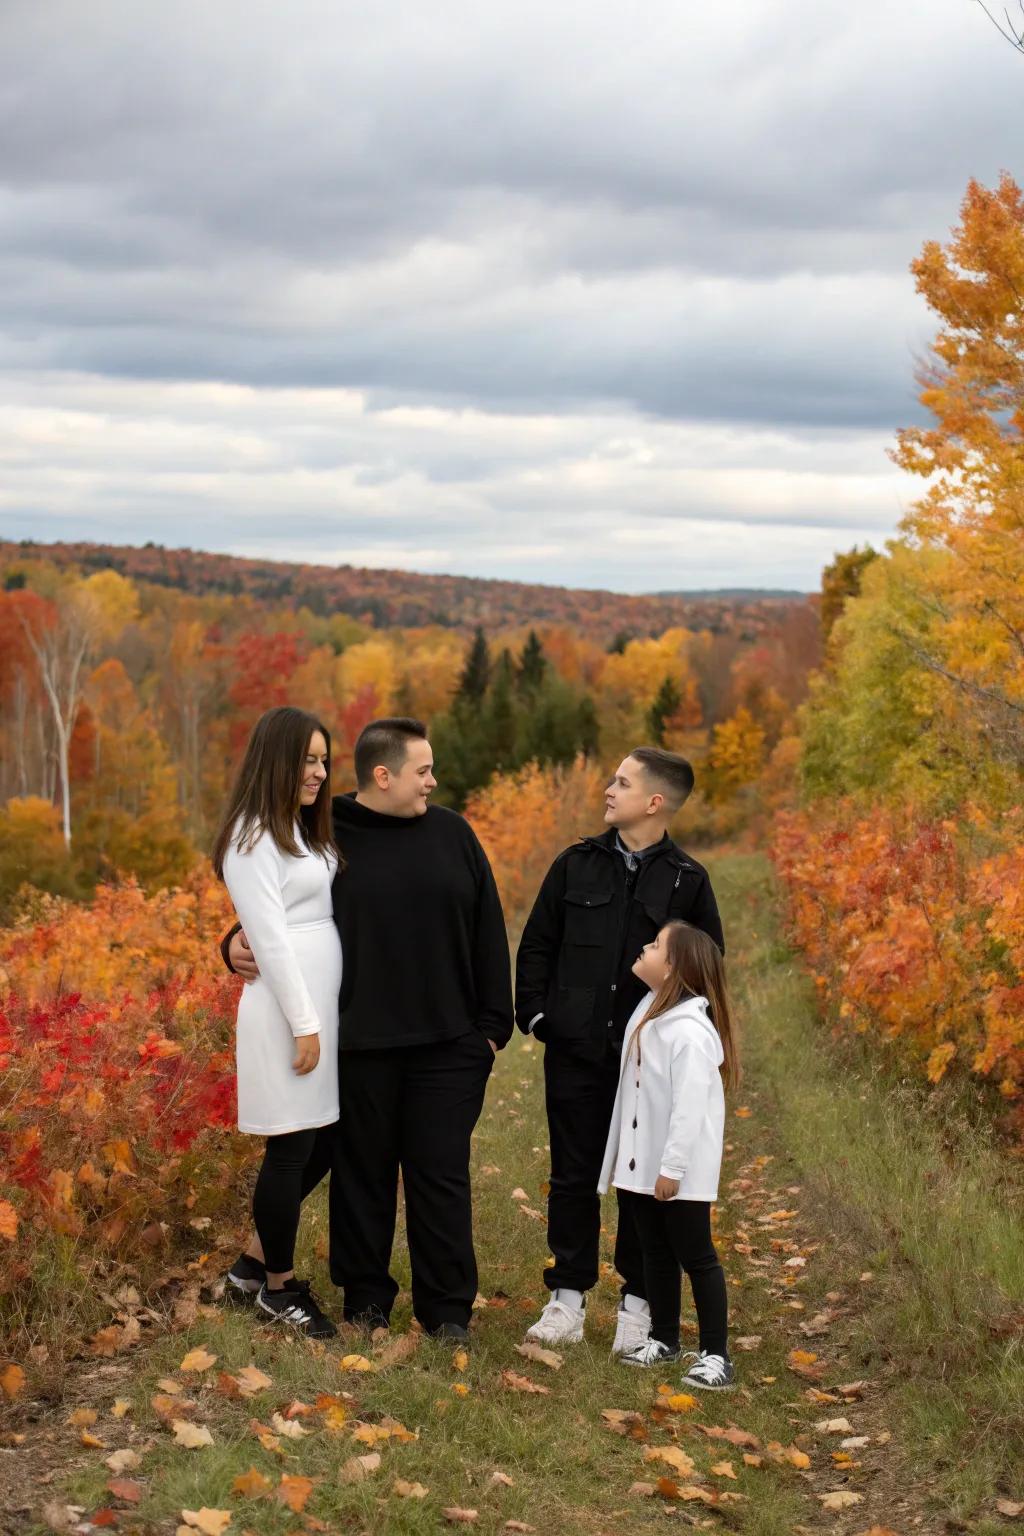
[393,1479,429,1498]
[601,1409,647,1439]
[232,1467,273,1497]
[510,1188,528,1200]
[105,1449,141,1473]
[819,1490,863,1510]
[375,1331,420,1368]
[452,1382,471,1396]
[276,1474,314,1513]
[111,1399,131,1419]
[996,1501,1024,1518]
[270,1411,309,1438]
[80,1429,106,1448]
[656,1391,698,1414]
[153,1392,196,1421]
[233,1365,272,1395]
[733,1335,762,1351]
[515,1341,563,1370]
[171,1419,213,1448]
[179,1348,217,1373]
[766,1441,811,1470]
[504,1523,535,1533]
[502,1370,550,1395]
[711,1460,737,1480]
[352,1422,392,1446]
[381,1415,418,1442]
[805,1387,842,1405]
[699,1424,761,1450]
[644,1446,695,1477]
[841,1436,871,1450]
[815,1417,854,1434]
[490,1472,514,1487]
[156,1377,183,1394]
[443,1509,479,1524]
[657,1480,717,1504]
[340,1452,382,1483]
[743,1453,763,1468]
[69,1408,98,1427]
[107,1480,143,1504]
[786,1348,824,1380]
[628,1482,656,1497]
[453,1348,470,1373]
[1,1363,26,1399]
[178,1511,231,1536]
[339,1353,375,1372]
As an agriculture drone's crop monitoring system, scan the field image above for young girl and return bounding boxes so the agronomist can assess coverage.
[598,920,739,1388]
[211,706,342,1339]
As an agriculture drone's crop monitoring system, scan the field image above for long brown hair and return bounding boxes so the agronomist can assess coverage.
[211,706,337,876]
[633,921,740,1090]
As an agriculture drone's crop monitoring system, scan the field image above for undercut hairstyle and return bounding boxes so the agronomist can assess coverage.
[629,746,695,811]
[211,705,336,876]
[354,717,428,789]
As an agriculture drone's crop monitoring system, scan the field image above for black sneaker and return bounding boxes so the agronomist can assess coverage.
[344,1304,391,1333]
[680,1350,735,1390]
[256,1279,337,1339]
[620,1337,681,1367]
[226,1252,266,1301]
[427,1321,470,1344]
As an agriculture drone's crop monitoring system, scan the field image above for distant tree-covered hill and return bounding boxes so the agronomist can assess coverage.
[0,539,815,644]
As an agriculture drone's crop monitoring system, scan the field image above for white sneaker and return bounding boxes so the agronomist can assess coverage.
[611,1306,652,1357]
[524,1296,585,1345]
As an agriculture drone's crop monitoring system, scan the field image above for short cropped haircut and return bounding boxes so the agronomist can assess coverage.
[629,746,695,812]
[354,717,428,789]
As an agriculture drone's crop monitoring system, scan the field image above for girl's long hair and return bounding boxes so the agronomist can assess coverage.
[211,706,337,877]
[633,921,740,1090]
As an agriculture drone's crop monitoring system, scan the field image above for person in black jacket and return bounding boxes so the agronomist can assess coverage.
[515,746,723,1355]
[222,718,513,1343]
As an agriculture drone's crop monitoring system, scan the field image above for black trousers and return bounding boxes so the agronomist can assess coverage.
[253,1124,334,1275]
[617,1190,728,1355]
[543,1041,646,1300]
[314,1031,494,1331]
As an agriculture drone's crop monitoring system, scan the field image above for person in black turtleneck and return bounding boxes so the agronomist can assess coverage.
[514,747,723,1357]
[221,718,513,1342]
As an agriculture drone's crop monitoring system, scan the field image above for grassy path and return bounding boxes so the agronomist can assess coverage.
[5,852,1024,1535]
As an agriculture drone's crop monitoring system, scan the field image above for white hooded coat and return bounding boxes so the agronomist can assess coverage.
[598,993,725,1202]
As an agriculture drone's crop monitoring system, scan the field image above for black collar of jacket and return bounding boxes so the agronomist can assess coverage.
[577,827,691,870]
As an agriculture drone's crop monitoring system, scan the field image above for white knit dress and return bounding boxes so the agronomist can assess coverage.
[222,824,341,1136]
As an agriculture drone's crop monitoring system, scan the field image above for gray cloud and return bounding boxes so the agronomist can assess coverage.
[0,0,1019,586]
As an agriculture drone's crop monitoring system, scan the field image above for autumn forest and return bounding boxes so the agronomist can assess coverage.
[1,173,1024,1531]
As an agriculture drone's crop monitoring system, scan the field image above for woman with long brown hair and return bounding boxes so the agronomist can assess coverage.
[211,706,341,1339]
[599,920,739,1388]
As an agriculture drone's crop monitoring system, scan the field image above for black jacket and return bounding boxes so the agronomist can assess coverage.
[514,829,723,1057]
[221,794,514,1051]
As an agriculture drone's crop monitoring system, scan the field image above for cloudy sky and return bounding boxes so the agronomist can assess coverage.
[0,0,1020,592]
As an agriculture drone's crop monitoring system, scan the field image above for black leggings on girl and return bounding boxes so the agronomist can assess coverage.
[617,1191,728,1356]
[252,1126,331,1276]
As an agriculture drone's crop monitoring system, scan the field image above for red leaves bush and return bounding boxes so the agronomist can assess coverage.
[772,804,1024,1129]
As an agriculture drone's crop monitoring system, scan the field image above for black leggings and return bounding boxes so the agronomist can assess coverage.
[252,1125,334,1275]
[618,1191,729,1356]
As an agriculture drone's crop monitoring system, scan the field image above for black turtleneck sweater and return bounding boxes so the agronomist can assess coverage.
[329,793,513,1052]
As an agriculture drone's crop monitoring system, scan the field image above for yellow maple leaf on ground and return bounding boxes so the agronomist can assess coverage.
[179,1347,217,1373]
[276,1474,314,1513]
[172,1419,214,1448]
[178,1511,231,1536]
[393,1479,429,1498]
[1,1364,26,1400]
[232,1466,273,1498]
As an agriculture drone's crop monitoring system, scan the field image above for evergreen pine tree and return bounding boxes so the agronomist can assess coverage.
[457,626,491,701]
[647,675,682,745]
[517,629,547,692]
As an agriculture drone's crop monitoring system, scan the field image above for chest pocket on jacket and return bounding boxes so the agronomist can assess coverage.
[563,889,613,945]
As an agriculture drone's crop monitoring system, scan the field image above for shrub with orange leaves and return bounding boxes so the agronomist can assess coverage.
[771,804,1024,1128]
[465,756,607,942]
